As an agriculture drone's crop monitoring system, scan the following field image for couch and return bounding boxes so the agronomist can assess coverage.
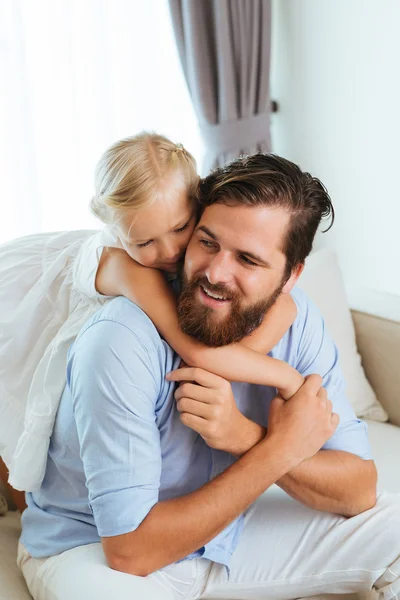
[1,253,399,600]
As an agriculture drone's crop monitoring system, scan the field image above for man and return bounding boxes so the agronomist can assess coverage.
[18,154,400,600]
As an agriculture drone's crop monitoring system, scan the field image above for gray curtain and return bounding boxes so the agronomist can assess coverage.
[168,0,272,173]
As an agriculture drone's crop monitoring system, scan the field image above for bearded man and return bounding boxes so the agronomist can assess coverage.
[18,154,400,600]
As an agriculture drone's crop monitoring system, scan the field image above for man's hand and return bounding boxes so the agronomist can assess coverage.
[166,367,261,455]
[266,374,340,465]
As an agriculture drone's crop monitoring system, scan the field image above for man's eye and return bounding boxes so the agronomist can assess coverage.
[200,239,214,248]
[137,239,153,248]
[240,255,257,266]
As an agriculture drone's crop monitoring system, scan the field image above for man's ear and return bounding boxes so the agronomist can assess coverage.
[281,262,304,294]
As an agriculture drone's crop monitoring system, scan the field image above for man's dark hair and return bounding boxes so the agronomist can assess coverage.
[198,153,334,280]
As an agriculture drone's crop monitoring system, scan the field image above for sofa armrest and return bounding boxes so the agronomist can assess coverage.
[352,310,400,427]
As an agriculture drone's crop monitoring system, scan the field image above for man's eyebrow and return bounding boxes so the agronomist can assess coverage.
[197,225,272,268]
[197,225,217,240]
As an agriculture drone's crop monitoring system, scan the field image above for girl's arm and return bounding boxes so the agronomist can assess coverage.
[96,248,303,399]
[239,294,297,353]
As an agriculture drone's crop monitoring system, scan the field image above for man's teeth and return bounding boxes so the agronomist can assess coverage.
[202,286,228,301]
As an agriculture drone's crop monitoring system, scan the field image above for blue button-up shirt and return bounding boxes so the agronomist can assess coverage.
[21,287,372,568]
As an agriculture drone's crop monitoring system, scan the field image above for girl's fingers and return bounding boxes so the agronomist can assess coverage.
[166,367,221,389]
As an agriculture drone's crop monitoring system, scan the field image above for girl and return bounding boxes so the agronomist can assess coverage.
[0,132,301,493]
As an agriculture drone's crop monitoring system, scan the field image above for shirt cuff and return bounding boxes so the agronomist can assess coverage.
[90,486,159,537]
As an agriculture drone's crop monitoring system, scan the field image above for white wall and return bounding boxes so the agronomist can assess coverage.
[270,0,400,306]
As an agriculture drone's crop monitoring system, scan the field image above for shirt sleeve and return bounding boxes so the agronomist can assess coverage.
[294,297,372,460]
[72,228,122,300]
[67,318,163,537]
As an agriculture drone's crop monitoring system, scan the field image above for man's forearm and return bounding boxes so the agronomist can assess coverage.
[277,450,377,516]
[230,420,377,517]
[103,436,296,577]
[103,375,339,576]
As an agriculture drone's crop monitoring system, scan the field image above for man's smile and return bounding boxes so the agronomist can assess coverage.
[198,283,233,309]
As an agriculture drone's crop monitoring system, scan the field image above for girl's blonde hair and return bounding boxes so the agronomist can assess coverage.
[90,132,199,224]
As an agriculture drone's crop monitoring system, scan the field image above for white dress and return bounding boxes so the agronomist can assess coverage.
[0,227,121,491]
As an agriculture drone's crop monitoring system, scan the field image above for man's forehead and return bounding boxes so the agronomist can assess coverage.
[197,203,290,267]
[199,203,290,241]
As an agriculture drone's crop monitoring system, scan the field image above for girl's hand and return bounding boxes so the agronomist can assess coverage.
[277,369,305,401]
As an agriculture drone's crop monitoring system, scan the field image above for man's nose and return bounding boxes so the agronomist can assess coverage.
[204,252,233,285]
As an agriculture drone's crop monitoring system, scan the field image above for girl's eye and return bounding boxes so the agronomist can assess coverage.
[137,239,153,248]
[174,220,190,234]
[240,255,257,267]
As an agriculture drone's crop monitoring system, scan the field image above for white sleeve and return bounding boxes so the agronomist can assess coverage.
[72,228,121,299]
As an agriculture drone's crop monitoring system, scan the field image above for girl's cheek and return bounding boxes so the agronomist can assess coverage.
[136,248,158,268]
[122,244,147,265]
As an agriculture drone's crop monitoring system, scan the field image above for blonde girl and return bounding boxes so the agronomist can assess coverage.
[0,132,300,494]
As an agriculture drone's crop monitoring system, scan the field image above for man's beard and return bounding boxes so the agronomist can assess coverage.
[177,274,285,347]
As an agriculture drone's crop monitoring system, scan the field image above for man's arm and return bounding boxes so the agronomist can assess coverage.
[169,365,377,518]
[104,436,297,576]
[277,450,376,516]
[222,417,376,517]
[102,374,338,576]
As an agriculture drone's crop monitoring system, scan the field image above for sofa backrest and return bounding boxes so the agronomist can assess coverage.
[352,310,400,427]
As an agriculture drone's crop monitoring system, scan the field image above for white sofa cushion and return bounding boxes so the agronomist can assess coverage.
[298,249,388,422]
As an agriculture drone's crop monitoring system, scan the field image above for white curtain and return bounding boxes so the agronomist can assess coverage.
[0,0,203,244]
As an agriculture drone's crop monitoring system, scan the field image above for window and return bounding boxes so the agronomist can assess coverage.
[0,0,203,242]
